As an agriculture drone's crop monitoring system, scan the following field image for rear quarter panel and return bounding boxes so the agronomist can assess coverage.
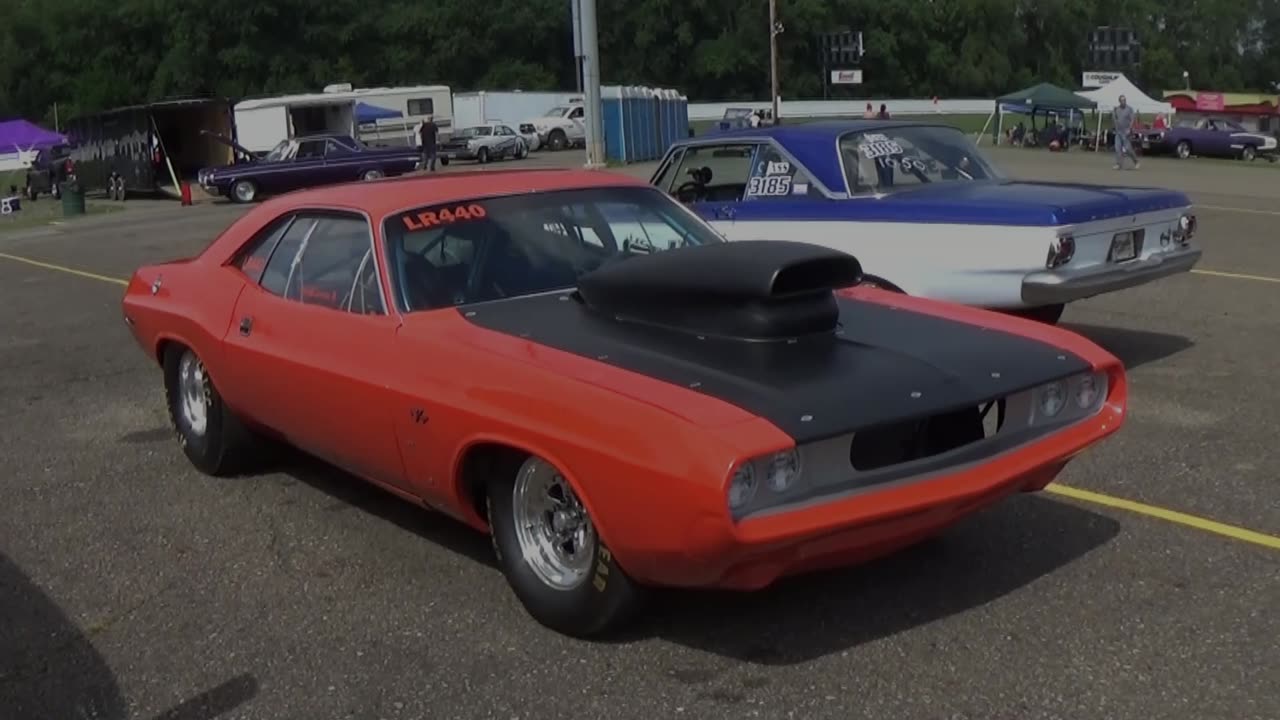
[122,262,245,404]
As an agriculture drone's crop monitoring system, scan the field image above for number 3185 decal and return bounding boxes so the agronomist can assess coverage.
[747,175,793,197]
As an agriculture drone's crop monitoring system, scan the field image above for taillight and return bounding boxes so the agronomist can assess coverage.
[1046,235,1075,268]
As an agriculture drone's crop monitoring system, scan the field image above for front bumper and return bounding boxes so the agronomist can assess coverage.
[1020,245,1203,306]
[438,146,476,160]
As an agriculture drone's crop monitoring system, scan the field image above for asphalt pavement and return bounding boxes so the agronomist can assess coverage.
[0,145,1276,720]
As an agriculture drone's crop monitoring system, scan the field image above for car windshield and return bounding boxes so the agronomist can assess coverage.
[383,186,723,312]
[545,107,569,117]
[838,125,1004,195]
[264,140,293,162]
[458,127,492,137]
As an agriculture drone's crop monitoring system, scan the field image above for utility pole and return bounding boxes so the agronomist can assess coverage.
[579,0,606,167]
[769,0,782,123]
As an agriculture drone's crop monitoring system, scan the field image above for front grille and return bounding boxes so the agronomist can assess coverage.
[849,399,1005,472]
[519,123,536,134]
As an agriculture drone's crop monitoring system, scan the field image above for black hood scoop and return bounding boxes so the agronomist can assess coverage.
[575,241,863,341]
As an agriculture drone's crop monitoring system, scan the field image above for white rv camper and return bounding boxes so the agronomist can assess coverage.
[347,85,455,147]
[231,84,455,153]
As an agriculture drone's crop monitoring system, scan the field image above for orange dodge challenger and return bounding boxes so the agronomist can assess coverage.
[122,169,1127,637]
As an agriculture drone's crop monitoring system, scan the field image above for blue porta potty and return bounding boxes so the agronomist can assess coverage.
[601,85,624,163]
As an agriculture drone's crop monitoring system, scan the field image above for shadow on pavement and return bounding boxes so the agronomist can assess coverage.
[639,494,1119,665]
[1064,322,1194,370]
[0,552,260,720]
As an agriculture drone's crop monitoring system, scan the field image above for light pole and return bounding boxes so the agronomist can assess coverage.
[769,0,782,122]
[579,0,606,167]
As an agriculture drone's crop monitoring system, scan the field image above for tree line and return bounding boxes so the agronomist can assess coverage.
[2,0,1277,126]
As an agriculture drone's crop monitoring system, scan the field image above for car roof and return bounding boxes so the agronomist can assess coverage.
[679,119,959,193]
[262,168,651,219]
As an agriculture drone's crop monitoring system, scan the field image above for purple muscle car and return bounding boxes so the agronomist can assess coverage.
[1135,117,1279,162]
[197,133,421,203]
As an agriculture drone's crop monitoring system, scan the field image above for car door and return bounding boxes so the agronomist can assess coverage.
[322,138,363,182]
[219,209,409,490]
[651,142,760,230]
[495,125,516,155]
[279,139,329,192]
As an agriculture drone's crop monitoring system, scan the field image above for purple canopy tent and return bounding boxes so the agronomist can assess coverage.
[0,119,68,151]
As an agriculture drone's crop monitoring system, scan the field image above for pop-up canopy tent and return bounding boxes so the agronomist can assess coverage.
[977,82,1097,145]
[1080,74,1174,115]
[1078,75,1175,147]
[0,119,67,152]
[354,102,403,124]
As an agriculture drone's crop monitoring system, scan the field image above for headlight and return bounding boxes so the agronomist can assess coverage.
[1038,380,1067,417]
[765,449,802,493]
[726,446,807,512]
[1178,215,1191,231]
[1031,371,1108,425]
[727,462,758,510]
[1073,374,1101,408]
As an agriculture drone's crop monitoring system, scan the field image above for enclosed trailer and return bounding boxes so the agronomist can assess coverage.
[233,92,358,153]
[62,96,235,198]
[452,90,580,130]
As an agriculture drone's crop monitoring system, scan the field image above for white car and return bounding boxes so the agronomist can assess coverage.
[649,120,1202,323]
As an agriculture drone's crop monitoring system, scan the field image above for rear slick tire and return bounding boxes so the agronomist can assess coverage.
[162,345,258,476]
[486,454,643,638]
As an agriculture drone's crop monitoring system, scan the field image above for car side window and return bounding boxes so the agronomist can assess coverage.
[651,148,686,192]
[666,144,758,204]
[296,140,326,159]
[234,215,295,283]
[569,106,584,120]
[743,145,824,201]
[257,213,385,315]
[324,139,352,156]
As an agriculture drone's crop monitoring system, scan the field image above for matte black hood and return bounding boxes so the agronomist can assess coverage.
[576,241,863,340]
[459,243,1091,443]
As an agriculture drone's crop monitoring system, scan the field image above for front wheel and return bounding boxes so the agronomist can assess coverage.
[1176,141,1192,159]
[477,147,490,164]
[361,169,384,181]
[1242,146,1256,162]
[231,179,257,203]
[487,455,643,638]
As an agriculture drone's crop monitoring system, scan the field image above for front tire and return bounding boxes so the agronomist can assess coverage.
[163,345,258,476]
[487,455,642,637]
[547,130,568,151]
[1242,146,1256,162]
[1176,140,1192,159]
[231,179,257,203]
[361,169,384,180]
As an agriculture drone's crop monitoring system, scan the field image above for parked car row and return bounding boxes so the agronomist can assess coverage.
[123,118,1195,638]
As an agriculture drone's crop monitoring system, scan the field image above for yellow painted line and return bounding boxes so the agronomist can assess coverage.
[2,250,1277,552]
[1046,483,1280,551]
[1197,204,1280,217]
[1191,268,1280,284]
[0,252,128,286]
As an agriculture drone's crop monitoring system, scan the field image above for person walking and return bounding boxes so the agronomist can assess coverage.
[418,115,439,172]
[1112,95,1140,170]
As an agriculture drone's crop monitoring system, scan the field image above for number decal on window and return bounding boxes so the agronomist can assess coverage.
[402,203,488,230]
[746,175,793,197]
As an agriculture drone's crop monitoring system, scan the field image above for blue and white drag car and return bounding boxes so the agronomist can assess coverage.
[650,120,1202,323]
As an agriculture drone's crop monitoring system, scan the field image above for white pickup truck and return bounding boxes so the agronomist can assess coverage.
[518,101,587,152]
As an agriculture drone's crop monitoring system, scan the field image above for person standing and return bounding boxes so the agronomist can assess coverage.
[877,103,890,119]
[418,114,439,172]
[1112,95,1140,170]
